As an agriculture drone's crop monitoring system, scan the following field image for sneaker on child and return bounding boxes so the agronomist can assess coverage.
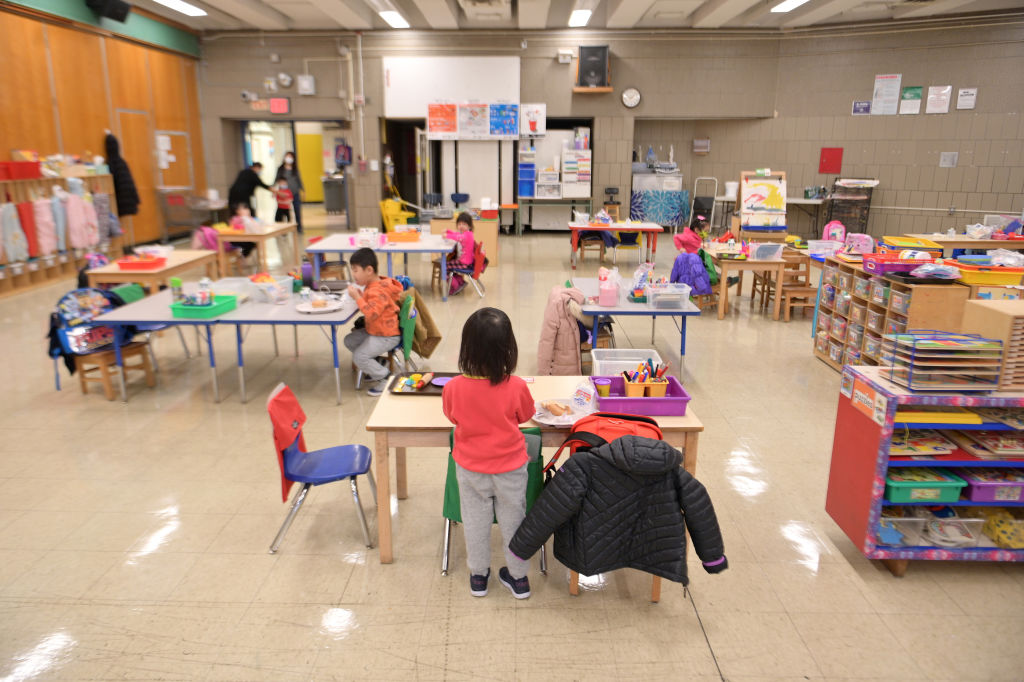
[498,566,530,599]
[367,375,391,397]
[470,568,490,597]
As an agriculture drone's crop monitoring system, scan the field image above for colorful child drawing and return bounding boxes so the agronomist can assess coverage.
[744,182,785,211]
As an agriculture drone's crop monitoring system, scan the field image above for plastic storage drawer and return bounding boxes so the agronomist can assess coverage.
[884,468,967,503]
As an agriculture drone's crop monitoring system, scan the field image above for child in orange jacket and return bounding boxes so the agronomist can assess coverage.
[343,248,405,396]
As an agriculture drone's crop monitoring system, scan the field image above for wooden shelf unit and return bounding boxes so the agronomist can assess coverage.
[0,174,123,298]
[826,366,1024,577]
[961,299,1024,391]
[813,256,970,371]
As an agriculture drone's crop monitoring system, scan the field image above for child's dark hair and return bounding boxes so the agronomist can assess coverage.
[350,247,378,273]
[456,211,474,232]
[458,307,517,385]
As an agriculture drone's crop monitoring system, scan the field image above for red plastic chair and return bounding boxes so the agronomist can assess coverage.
[448,240,487,297]
[266,383,376,552]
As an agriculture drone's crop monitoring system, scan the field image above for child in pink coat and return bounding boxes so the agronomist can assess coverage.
[445,211,475,295]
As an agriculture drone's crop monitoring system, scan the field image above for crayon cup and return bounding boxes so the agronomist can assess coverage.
[593,378,611,397]
[624,381,645,398]
[645,381,668,397]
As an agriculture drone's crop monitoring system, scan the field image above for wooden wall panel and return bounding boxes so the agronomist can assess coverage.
[0,12,59,153]
[182,60,206,192]
[118,111,160,244]
[148,50,188,132]
[104,38,151,112]
[46,25,110,157]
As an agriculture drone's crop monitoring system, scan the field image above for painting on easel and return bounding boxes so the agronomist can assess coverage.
[740,171,787,229]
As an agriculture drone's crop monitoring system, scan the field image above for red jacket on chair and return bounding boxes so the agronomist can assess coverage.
[267,383,308,502]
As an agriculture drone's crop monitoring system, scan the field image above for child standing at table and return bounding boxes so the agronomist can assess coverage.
[343,247,404,397]
[444,211,475,296]
[442,307,535,599]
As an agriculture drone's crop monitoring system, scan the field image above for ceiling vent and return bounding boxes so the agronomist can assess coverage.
[456,0,512,21]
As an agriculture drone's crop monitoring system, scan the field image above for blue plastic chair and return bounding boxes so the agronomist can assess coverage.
[451,193,469,209]
[268,386,377,553]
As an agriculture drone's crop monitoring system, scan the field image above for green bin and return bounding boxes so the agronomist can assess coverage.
[884,467,966,504]
[170,295,238,319]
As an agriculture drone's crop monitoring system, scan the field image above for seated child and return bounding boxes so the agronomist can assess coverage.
[274,180,294,223]
[228,204,261,256]
[343,247,405,397]
[673,215,706,254]
[444,211,475,295]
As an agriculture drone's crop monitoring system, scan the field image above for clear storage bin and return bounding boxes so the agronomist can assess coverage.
[646,283,692,309]
[849,302,866,325]
[591,349,663,377]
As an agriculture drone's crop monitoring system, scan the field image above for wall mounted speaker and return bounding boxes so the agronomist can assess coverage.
[577,46,610,88]
[85,0,132,23]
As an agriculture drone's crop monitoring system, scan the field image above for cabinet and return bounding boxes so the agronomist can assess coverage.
[826,366,1024,576]
[813,256,970,371]
[960,300,1024,391]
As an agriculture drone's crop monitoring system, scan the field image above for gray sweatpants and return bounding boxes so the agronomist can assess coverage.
[343,329,400,382]
[455,462,530,579]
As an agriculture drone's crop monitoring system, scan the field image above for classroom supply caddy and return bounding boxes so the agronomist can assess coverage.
[813,256,970,372]
[589,376,691,416]
[170,295,238,319]
[825,366,1024,576]
[876,235,942,257]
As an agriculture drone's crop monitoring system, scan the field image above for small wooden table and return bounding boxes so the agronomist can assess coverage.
[86,249,218,294]
[365,374,704,564]
[569,222,663,269]
[903,233,1024,258]
[709,249,787,320]
[216,222,300,275]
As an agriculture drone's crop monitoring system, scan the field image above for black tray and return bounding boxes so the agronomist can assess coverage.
[390,371,459,395]
[884,273,957,285]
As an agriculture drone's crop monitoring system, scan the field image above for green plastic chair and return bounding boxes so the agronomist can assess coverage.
[354,293,417,389]
[441,426,547,576]
[110,283,190,371]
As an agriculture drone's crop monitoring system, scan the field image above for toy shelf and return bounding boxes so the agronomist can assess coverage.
[825,366,1024,577]
[893,421,1015,430]
[883,499,1018,507]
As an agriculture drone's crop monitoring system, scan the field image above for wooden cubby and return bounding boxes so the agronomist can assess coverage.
[0,174,123,298]
[813,256,970,371]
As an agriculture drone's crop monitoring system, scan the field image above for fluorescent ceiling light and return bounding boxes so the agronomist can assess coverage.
[379,10,410,28]
[152,0,207,17]
[770,0,811,12]
[568,9,592,26]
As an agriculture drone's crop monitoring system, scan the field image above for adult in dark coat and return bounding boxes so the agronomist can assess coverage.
[104,133,140,216]
[274,152,305,232]
[228,162,271,217]
[510,435,728,584]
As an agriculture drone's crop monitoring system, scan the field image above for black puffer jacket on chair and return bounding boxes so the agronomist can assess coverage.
[509,435,726,585]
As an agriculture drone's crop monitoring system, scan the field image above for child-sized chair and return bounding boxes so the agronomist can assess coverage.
[354,293,418,389]
[76,342,155,400]
[612,231,642,265]
[441,428,547,576]
[110,283,190,370]
[446,241,487,298]
[267,383,376,552]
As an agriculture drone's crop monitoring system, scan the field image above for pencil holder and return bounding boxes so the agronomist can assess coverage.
[623,382,645,398]
[645,381,668,397]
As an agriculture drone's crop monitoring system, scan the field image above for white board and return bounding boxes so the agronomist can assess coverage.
[456,141,500,209]
[383,57,520,118]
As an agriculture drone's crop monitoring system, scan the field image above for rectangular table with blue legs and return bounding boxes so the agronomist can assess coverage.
[95,285,356,404]
[573,277,701,359]
[306,234,457,300]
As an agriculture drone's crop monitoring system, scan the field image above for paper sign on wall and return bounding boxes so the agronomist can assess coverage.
[926,85,952,114]
[852,100,871,115]
[458,104,490,139]
[819,147,843,174]
[520,103,546,136]
[488,104,519,138]
[899,86,922,115]
[957,87,977,110]
[871,74,902,115]
[427,103,458,140]
[156,134,172,151]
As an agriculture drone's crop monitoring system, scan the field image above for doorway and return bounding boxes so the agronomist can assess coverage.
[382,118,435,207]
[242,121,295,221]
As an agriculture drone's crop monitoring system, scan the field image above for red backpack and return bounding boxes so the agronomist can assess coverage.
[544,412,663,478]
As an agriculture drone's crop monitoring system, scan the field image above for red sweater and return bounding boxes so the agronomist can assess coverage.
[442,375,536,474]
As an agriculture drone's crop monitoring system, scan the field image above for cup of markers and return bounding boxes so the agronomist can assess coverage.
[621,360,670,397]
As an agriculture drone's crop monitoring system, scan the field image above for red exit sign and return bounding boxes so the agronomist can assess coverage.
[270,97,290,114]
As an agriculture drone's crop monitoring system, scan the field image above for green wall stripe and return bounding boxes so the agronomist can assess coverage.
[6,0,199,57]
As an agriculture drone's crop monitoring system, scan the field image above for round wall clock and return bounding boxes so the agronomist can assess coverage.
[622,87,641,108]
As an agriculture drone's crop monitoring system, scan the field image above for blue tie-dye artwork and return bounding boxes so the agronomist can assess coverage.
[630,189,689,227]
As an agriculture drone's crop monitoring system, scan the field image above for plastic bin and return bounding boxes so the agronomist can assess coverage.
[171,294,238,319]
[251,276,293,304]
[646,283,691,309]
[517,180,535,198]
[884,468,967,503]
[862,253,934,274]
[863,334,882,358]
[847,323,864,347]
[591,349,663,377]
[815,330,829,353]
[889,289,910,315]
[960,469,1024,502]
[853,277,871,299]
[749,242,784,260]
[808,240,843,257]
[870,278,890,306]
[116,256,167,270]
[849,302,866,325]
[829,340,843,363]
[838,272,853,291]
[590,376,691,416]
[537,171,560,183]
[955,262,1024,286]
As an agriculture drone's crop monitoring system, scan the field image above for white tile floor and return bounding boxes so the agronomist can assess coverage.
[1,207,1022,680]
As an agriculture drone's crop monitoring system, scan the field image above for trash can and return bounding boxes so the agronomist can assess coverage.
[322,176,347,215]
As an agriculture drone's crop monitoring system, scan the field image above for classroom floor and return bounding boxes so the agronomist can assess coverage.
[1,207,1021,681]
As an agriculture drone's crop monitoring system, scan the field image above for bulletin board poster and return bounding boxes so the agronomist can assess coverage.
[488,104,519,138]
[458,104,490,139]
[899,86,923,115]
[926,86,952,114]
[520,103,546,137]
[871,73,902,115]
[427,103,458,140]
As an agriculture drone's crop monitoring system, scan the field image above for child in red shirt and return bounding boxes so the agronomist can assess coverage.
[442,307,535,599]
[274,180,294,223]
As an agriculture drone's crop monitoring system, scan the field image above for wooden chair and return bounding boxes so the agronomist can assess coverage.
[781,285,819,321]
[758,253,810,312]
[578,234,606,264]
[603,203,621,222]
[75,342,155,400]
[430,258,444,295]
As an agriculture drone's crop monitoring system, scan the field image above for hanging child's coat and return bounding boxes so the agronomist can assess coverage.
[93,193,113,243]
[66,193,98,249]
[1,203,29,262]
[15,202,39,258]
[33,198,57,256]
[51,193,67,252]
